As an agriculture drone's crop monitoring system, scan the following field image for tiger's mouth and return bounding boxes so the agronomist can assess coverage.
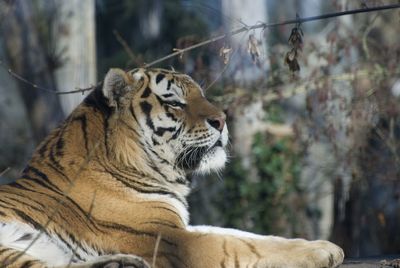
[176,138,225,172]
[214,140,223,147]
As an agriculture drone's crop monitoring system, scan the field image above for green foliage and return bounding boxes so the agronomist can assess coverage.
[216,128,302,235]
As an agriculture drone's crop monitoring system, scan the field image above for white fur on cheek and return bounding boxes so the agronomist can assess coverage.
[195,124,229,174]
[221,124,228,146]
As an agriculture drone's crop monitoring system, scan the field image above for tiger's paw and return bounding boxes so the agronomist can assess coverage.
[287,240,343,268]
[296,240,344,268]
[69,254,150,268]
[259,239,344,268]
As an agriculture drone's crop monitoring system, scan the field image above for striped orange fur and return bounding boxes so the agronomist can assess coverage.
[0,68,343,268]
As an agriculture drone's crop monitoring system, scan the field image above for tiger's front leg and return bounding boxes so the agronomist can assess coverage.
[171,226,344,268]
[0,246,148,268]
[0,245,47,268]
[63,254,149,268]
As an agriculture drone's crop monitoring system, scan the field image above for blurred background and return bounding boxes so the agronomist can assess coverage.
[1,0,400,258]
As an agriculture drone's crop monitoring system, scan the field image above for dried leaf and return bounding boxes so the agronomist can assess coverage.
[285,23,304,73]
[247,34,262,67]
[288,27,303,50]
[219,46,232,65]
[284,51,300,72]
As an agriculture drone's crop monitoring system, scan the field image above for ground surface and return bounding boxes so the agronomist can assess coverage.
[340,257,400,268]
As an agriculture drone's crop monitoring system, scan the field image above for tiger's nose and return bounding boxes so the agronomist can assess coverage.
[207,114,226,132]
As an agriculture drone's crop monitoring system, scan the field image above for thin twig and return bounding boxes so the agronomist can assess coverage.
[0,59,98,95]
[55,83,101,95]
[205,31,248,91]
[362,14,379,60]
[0,167,10,177]
[1,4,400,95]
[113,30,136,62]
[144,4,400,68]
[152,233,162,268]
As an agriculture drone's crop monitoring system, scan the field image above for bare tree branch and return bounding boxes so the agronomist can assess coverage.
[0,167,11,177]
[143,4,400,68]
[113,29,136,62]
[1,3,399,95]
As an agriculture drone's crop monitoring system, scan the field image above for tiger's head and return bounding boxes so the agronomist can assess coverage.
[100,68,228,176]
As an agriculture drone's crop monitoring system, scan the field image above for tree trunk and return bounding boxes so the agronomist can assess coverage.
[52,0,97,114]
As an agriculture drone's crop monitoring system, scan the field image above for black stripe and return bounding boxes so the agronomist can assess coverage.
[222,239,228,256]
[3,250,20,265]
[141,87,152,98]
[155,73,165,84]
[20,260,40,268]
[151,136,160,145]
[111,175,186,208]
[49,147,64,172]
[140,101,155,130]
[46,162,71,182]
[168,125,182,141]
[0,247,11,255]
[221,239,228,268]
[146,147,170,165]
[67,232,92,257]
[102,166,158,188]
[234,250,239,268]
[83,85,112,117]
[152,206,185,224]
[0,195,45,214]
[155,95,167,106]
[220,260,226,268]
[37,138,51,158]
[23,166,62,192]
[1,185,102,234]
[72,115,89,153]
[7,181,30,191]
[174,176,187,185]
[99,221,177,247]
[13,209,46,233]
[21,174,61,194]
[162,93,174,98]
[142,220,180,229]
[55,232,85,261]
[165,111,178,122]
[148,164,169,182]
[239,238,262,257]
[55,133,65,157]
[154,127,176,137]
[129,105,141,126]
[167,80,172,90]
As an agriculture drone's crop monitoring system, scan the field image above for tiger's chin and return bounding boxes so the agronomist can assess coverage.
[195,144,227,175]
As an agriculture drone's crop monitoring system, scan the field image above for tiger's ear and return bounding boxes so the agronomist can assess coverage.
[102,68,132,107]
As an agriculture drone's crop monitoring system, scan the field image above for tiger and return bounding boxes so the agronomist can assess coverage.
[0,67,344,268]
